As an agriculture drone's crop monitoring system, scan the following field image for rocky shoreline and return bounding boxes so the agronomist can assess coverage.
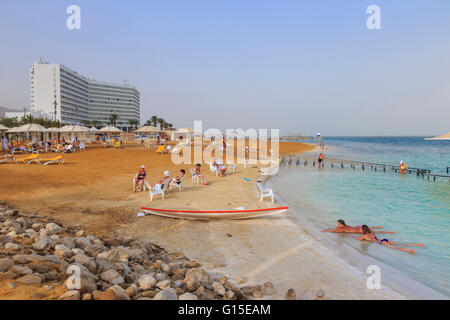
[0,202,280,300]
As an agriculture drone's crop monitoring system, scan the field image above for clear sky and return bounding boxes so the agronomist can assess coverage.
[0,0,449,136]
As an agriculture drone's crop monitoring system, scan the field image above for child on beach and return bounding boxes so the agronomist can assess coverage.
[194,164,209,185]
[358,225,423,255]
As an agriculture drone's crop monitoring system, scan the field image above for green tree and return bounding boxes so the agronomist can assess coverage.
[128,119,139,131]
[157,118,165,130]
[108,114,119,127]
[0,117,19,128]
[150,115,159,127]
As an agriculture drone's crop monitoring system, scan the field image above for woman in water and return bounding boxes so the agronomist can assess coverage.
[358,225,423,255]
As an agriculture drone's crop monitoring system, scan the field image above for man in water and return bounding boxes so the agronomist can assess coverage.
[322,219,396,234]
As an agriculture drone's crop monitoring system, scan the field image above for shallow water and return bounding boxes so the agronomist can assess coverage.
[271,137,450,297]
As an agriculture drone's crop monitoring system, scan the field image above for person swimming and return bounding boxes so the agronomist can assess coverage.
[322,219,396,234]
[358,225,423,255]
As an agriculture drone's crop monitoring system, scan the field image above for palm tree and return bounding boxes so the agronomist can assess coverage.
[157,118,166,130]
[109,114,119,127]
[150,115,159,127]
[128,119,139,131]
[20,114,36,124]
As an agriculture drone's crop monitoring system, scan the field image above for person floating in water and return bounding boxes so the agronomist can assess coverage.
[318,152,325,168]
[358,225,423,255]
[399,160,407,174]
[322,219,395,234]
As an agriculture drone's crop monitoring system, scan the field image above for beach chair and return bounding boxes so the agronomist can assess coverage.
[36,156,65,165]
[256,181,274,203]
[79,142,86,151]
[190,168,199,184]
[133,174,147,192]
[209,162,219,176]
[0,156,15,164]
[148,182,168,201]
[226,161,237,173]
[15,154,40,164]
[155,145,165,154]
[169,175,186,192]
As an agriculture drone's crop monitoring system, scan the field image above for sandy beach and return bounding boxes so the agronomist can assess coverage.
[0,141,406,299]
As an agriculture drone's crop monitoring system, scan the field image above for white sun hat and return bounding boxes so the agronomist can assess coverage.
[141,165,145,169]
[164,170,170,176]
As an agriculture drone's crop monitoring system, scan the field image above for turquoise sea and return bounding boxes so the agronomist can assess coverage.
[270,137,450,298]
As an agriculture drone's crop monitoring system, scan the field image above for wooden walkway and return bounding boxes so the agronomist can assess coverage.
[281,156,450,181]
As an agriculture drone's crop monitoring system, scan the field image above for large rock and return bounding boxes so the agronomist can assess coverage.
[97,285,130,300]
[0,258,14,272]
[212,282,226,296]
[75,237,91,249]
[16,274,42,285]
[100,269,121,283]
[97,247,143,263]
[32,237,51,251]
[126,284,137,297]
[153,288,178,300]
[138,274,157,290]
[59,290,80,300]
[55,244,72,257]
[4,242,22,250]
[285,288,296,300]
[72,253,97,273]
[10,265,33,276]
[156,280,171,290]
[179,292,198,300]
[185,268,210,284]
[262,281,276,296]
[46,223,63,234]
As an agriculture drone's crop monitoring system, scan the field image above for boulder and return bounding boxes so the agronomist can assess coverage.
[16,274,42,285]
[285,288,296,300]
[153,287,178,300]
[156,280,171,290]
[59,290,80,300]
[100,269,121,283]
[46,223,63,234]
[138,274,157,290]
[0,258,14,272]
[179,292,198,300]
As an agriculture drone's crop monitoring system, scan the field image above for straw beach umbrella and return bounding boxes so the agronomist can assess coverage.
[0,124,9,131]
[135,126,160,133]
[98,126,123,141]
[6,123,47,142]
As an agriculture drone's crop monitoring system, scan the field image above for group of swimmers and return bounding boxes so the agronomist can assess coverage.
[323,219,424,254]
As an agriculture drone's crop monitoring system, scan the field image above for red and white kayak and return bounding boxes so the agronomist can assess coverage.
[140,206,289,220]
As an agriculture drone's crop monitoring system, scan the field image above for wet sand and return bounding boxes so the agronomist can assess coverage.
[0,141,405,299]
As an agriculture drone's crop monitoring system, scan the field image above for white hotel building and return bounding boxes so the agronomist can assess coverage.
[29,61,140,130]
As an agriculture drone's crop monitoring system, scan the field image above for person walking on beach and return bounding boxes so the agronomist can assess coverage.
[318,152,325,168]
[322,220,395,234]
[358,225,423,255]
[2,136,8,152]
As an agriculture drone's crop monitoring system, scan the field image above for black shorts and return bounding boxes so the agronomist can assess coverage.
[318,159,323,163]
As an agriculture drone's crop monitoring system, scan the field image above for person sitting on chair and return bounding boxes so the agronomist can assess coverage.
[169,169,186,189]
[194,164,209,185]
[134,165,147,191]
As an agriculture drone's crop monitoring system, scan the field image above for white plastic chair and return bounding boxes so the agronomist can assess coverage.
[209,162,219,176]
[256,181,274,203]
[149,183,165,201]
[133,174,147,192]
[190,168,199,184]
[226,161,237,173]
[169,175,185,192]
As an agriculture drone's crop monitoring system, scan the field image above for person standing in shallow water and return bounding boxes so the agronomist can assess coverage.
[318,152,325,168]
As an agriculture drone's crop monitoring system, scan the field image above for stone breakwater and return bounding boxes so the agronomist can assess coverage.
[0,203,278,300]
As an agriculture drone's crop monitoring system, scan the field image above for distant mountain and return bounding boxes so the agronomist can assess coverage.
[0,106,23,118]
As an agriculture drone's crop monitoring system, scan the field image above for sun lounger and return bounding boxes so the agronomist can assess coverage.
[256,181,274,203]
[15,154,40,164]
[0,157,15,164]
[155,145,165,154]
[226,161,237,173]
[36,156,64,165]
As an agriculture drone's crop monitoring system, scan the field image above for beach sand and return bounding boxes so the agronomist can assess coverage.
[0,141,405,299]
